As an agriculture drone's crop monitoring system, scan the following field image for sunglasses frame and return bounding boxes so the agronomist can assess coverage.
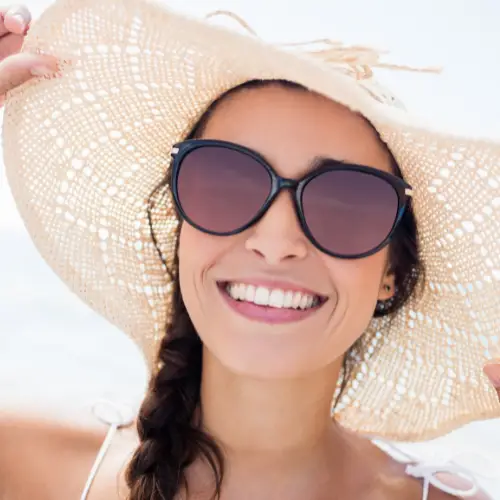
[170,139,413,259]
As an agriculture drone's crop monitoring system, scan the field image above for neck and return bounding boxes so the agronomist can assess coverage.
[200,348,344,459]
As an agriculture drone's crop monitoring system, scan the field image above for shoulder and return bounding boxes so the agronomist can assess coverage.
[86,424,139,500]
[368,438,491,500]
[429,473,492,500]
[365,441,491,500]
[0,409,100,473]
[0,407,136,499]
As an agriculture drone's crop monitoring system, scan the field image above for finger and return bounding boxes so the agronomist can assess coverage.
[0,52,58,96]
[0,32,23,61]
[0,5,31,36]
[483,363,500,400]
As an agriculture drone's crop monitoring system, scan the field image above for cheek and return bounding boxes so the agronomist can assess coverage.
[323,249,388,348]
[178,225,218,348]
[339,251,388,298]
[178,223,225,274]
[178,223,233,338]
[178,223,218,295]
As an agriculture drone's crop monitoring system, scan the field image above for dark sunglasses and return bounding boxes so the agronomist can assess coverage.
[170,139,413,259]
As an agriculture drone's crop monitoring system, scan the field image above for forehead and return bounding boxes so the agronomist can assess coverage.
[200,85,393,176]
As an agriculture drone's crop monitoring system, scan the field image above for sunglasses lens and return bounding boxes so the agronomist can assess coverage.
[302,170,400,256]
[176,146,272,233]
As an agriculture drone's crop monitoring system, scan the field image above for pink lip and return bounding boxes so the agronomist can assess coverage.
[218,283,325,325]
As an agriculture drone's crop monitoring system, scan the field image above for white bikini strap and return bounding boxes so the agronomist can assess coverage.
[406,462,479,500]
[80,400,135,500]
[373,439,480,500]
[79,416,484,500]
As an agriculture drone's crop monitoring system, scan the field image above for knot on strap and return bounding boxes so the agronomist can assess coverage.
[406,462,479,499]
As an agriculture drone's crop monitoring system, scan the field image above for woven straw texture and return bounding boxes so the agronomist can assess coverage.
[3,0,500,440]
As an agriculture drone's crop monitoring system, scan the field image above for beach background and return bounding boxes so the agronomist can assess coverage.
[1,0,499,496]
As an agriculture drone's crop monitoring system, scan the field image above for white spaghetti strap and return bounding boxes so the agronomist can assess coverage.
[80,400,135,500]
[80,422,119,500]
[406,462,479,500]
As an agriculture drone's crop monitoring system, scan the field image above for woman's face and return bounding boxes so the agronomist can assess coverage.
[178,85,396,378]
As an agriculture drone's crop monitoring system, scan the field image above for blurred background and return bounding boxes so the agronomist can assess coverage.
[1,0,499,496]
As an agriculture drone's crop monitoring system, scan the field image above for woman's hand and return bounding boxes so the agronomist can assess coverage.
[0,4,58,105]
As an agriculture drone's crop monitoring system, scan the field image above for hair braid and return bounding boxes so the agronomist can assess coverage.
[125,274,224,500]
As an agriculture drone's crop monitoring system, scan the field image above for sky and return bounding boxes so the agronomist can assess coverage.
[1,0,500,496]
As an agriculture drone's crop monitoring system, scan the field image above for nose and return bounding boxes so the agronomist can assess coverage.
[245,191,308,264]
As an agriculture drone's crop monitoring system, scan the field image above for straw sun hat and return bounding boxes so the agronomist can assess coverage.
[3,0,500,440]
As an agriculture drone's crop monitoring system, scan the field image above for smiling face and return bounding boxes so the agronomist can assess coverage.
[178,83,397,378]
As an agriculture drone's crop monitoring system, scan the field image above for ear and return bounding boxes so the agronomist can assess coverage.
[378,270,396,302]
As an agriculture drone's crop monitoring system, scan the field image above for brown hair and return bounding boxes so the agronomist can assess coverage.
[125,80,424,500]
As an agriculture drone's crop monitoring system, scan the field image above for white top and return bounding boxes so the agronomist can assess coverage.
[81,399,481,500]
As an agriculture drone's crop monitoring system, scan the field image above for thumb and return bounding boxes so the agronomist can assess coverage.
[0,52,58,99]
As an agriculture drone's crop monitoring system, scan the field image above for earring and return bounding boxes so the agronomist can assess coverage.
[383,284,392,292]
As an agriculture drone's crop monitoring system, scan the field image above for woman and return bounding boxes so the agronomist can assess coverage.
[1,1,499,499]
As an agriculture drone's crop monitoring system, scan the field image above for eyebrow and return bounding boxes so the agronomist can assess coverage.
[254,150,359,179]
[311,155,350,168]
[303,155,352,175]
[241,145,363,177]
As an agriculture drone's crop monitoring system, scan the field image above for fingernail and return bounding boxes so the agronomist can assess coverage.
[11,14,26,30]
[483,364,500,388]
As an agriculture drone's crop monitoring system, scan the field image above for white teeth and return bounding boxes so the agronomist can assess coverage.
[292,292,302,308]
[254,286,270,305]
[233,283,245,300]
[269,289,284,308]
[225,283,320,310]
[299,294,309,309]
[245,285,256,302]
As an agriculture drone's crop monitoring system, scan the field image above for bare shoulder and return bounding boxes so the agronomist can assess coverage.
[0,407,137,500]
[429,488,491,500]
[362,437,491,500]
[429,472,492,500]
[87,423,139,500]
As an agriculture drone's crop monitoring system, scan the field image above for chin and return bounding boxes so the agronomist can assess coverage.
[203,326,336,379]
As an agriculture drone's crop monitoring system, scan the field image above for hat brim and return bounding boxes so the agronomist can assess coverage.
[4,0,500,440]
